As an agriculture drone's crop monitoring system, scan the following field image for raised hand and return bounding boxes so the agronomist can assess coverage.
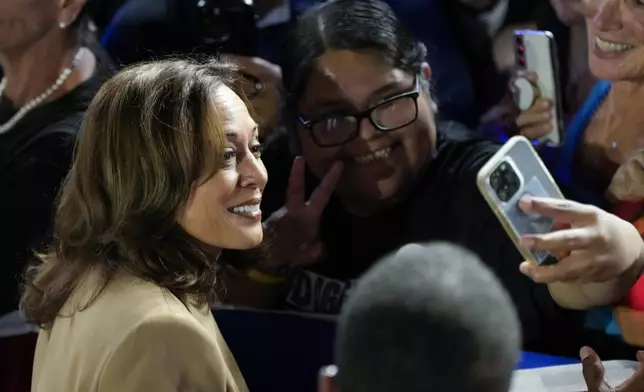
[221,54,283,131]
[582,346,644,392]
[518,196,644,284]
[263,157,343,268]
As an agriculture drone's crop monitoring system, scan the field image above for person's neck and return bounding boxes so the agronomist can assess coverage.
[0,31,80,107]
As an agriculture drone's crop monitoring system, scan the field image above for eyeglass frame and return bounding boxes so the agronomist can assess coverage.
[296,75,421,147]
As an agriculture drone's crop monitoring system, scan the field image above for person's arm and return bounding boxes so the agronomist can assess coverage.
[217,260,287,309]
[547,257,644,310]
[99,312,246,392]
[517,197,644,310]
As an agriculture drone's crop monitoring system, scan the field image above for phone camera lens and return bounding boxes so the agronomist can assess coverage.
[492,162,520,202]
[515,34,524,45]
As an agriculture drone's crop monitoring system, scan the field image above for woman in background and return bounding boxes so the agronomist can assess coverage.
[517,0,644,207]
[0,0,112,318]
[0,1,111,389]
[22,60,265,392]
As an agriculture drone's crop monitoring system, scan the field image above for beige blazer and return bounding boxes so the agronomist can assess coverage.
[31,270,248,392]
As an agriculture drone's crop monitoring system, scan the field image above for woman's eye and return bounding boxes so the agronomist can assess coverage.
[222,149,236,165]
[251,143,264,157]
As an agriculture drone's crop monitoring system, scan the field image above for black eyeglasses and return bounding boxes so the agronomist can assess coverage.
[297,76,421,147]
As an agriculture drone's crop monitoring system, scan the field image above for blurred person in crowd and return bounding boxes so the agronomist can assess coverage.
[318,242,521,392]
[101,0,285,138]
[87,0,126,33]
[0,0,112,319]
[516,0,644,208]
[487,0,593,129]
[220,0,644,357]
[443,0,541,125]
[22,60,263,392]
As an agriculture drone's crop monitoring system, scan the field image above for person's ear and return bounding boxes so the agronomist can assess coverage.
[419,63,437,112]
[58,0,87,29]
[421,62,432,85]
[318,365,340,392]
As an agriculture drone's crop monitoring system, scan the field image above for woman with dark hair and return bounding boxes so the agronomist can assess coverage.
[0,0,112,320]
[23,59,262,391]
[222,0,644,357]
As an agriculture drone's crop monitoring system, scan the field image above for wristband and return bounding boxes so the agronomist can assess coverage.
[245,267,287,285]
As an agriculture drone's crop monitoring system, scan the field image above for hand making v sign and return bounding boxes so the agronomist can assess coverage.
[263,157,344,268]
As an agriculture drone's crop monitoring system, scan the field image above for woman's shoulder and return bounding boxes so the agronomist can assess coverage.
[34,271,246,392]
[56,271,210,342]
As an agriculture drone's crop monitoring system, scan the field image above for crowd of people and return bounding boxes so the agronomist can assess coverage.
[3,0,644,391]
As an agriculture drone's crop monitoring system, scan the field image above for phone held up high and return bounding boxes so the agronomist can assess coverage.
[514,30,564,147]
[477,136,564,266]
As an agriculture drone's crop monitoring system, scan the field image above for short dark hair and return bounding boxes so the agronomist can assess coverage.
[336,242,521,392]
[281,0,427,103]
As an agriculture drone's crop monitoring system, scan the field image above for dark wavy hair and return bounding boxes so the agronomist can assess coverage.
[21,59,244,328]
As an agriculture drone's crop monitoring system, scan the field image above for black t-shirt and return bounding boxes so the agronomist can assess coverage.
[0,45,114,316]
[260,122,584,352]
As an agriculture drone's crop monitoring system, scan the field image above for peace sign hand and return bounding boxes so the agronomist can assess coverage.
[263,157,343,268]
[582,346,644,392]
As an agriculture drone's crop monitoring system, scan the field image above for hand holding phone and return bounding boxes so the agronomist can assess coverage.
[478,136,644,287]
[513,30,564,146]
[477,136,564,265]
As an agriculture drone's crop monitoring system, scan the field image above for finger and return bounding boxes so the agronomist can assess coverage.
[521,227,595,253]
[519,196,597,223]
[516,105,551,127]
[581,346,612,392]
[286,156,306,213]
[308,161,344,216]
[617,362,644,392]
[521,124,554,140]
[222,54,282,80]
[318,365,338,392]
[524,71,539,84]
[519,253,589,283]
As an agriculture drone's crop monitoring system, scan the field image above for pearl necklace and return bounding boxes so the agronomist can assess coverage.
[0,48,83,134]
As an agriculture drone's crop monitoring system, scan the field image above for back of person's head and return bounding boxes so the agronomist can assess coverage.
[334,242,521,392]
[21,59,246,327]
[281,0,427,104]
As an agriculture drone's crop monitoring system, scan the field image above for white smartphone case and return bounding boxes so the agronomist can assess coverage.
[515,30,564,147]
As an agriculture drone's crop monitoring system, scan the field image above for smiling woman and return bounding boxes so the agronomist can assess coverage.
[213,0,644,359]
[21,59,261,392]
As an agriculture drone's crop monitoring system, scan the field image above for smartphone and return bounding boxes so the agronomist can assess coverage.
[477,136,564,265]
[514,30,564,147]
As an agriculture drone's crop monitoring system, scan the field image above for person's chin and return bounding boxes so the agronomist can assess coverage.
[227,225,264,250]
[589,62,630,82]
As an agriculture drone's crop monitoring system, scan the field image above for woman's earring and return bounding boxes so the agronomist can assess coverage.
[59,22,67,29]
[431,101,438,112]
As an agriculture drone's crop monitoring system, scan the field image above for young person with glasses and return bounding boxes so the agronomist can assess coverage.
[220,0,644,357]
